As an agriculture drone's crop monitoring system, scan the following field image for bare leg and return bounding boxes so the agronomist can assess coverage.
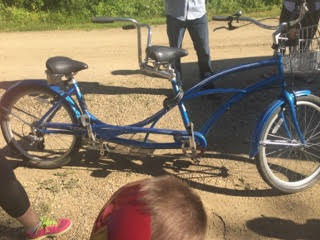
[17,207,41,232]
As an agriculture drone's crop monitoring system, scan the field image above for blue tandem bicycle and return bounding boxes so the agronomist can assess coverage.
[1,3,320,193]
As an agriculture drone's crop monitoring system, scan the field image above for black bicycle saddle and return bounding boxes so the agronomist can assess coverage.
[146,45,188,63]
[46,56,88,74]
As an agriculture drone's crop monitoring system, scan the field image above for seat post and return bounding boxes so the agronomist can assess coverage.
[167,63,176,82]
[167,63,184,96]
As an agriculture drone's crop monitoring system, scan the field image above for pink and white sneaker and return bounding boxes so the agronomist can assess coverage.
[25,218,72,240]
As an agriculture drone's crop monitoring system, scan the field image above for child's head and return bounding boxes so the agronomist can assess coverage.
[90,175,207,240]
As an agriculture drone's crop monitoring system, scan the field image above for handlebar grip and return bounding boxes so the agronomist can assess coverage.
[213,15,256,22]
[212,16,232,21]
[122,24,136,30]
[92,17,115,23]
[237,16,254,22]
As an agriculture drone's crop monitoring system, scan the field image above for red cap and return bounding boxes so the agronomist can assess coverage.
[91,183,151,240]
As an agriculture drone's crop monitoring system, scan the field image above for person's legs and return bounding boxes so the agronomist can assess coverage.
[300,10,320,40]
[279,3,293,23]
[299,2,320,83]
[0,158,41,233]
[166,15,187,84]
[166,15,186,48]
[17,207,41,232]
[305,0,320,26]
[0,158,31,219]
[0,158,71,239]
[187,14,213,80]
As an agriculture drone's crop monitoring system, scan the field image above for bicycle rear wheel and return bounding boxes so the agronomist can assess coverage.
[1,83,81,168]
[258,95,320,193]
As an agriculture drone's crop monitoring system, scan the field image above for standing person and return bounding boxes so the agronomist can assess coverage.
[280,0,320,41]
[0,157,72,239]
[165,0,214,86]
[280,0,320,82]
[90,175,207,240]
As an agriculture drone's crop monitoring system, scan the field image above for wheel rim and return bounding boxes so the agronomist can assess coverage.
[4,89,77,161]
[261,100,320,189]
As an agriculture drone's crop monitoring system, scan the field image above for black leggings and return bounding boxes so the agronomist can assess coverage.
[0,158,30,218]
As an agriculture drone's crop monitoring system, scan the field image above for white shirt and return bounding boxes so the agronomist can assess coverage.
[165,0,206,21]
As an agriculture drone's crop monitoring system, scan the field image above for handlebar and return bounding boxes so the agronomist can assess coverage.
[122,24,136,30]
[92,17,152,67]
[92,17,138,25]
[213,15,277,30]
[92,16,173,79]
[92,17,138,30]
[212,0,308,51]
[92,17,115,24]
[212,10,242,22]
[212,1,307,31]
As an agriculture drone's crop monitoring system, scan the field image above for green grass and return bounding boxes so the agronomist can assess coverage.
[0,6,281,32]
[0,15,166,32]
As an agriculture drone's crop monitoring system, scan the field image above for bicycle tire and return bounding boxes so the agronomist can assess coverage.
[0,83,81,168]
[257,94,320,193]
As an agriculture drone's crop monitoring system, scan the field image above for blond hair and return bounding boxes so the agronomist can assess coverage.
[140,175,207,240]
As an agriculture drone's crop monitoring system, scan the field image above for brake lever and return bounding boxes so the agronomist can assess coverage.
[228,21,239,30]
[213,26,229,32]
[213,21,239,31]
[213,10,242,32]
[213,25,239,32]
[227,10,242,30]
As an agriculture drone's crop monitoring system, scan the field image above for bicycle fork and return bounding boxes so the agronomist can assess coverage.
[282,90,306,145]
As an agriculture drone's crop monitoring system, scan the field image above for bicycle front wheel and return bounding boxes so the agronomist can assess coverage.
[1,83,81,168]
[258,95,320,193]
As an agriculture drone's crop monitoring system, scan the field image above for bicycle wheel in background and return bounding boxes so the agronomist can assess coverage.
[0,83,81,168]
[257,95,320,193]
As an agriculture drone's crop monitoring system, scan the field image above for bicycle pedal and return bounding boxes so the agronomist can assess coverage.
[99,143,110,157]
[99,150,108,157]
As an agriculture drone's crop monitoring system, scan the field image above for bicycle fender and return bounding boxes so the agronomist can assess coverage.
[249,90,311,158]
[0,79,81,120]
[0,80,49,118]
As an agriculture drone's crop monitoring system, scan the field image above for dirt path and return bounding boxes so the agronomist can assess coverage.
[0,20,320,240]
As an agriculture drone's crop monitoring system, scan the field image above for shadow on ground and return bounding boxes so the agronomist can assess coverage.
[247,217,320,240]
[0,225,24,240]
[0,142,281,198]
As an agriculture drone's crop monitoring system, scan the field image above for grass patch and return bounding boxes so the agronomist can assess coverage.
[62,178,79,190]
[0,4,281,32]
[0,16,165,32]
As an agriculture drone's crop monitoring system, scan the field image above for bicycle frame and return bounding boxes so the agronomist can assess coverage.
[36,52,310,155]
